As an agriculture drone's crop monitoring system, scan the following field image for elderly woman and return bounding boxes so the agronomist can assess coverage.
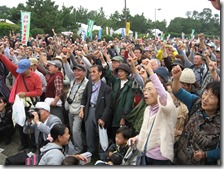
[172,65,220,165]
[128,60,177,165]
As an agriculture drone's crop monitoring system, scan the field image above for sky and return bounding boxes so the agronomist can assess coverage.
[0,0,221,26]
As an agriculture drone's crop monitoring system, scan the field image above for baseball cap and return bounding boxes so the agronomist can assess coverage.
[29,58,39,66]
[35,102,50,112]
[73,64,86,71]
[47,60,62,68]
[179,68,196,84]
[16,59,31,73]
[111,56,124,62]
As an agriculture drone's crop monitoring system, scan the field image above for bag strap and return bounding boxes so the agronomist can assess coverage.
[143,114,156,153]
[22,75,35,105]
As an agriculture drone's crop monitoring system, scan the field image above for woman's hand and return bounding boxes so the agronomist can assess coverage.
[128,136,138,147]
[193,150,206,161]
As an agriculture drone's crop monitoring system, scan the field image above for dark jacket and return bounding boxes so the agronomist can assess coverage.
[81,80,112,128]
[0,106,15,138]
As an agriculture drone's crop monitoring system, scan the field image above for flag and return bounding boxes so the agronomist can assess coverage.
[166,34,170,41]
[121,28,125,37]
[21,11,31,45]
[126,22,130,36]
[161,33,165,41]
[110,28,114,37]
[191,29,195,40]
[98,28,103,40]
[81,30,86,41]
[87,19,94,38]
[135,32,138,40]
[106,27,109,35]
[181,32,185,40]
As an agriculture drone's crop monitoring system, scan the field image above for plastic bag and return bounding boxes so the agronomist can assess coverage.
[12,94,26,126]
[98,126,108,151]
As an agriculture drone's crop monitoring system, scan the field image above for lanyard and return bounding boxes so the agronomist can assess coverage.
[91,81,101,93]
[68,78,85,101]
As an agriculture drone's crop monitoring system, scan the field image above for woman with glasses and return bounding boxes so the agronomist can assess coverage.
[128,59,177,165]
[172,65,220,165]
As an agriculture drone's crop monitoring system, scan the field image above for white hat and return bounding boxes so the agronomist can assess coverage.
[35,102,50,112]
[180,68,196,84]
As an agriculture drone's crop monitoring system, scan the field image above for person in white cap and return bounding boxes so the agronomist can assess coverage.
[0,50,42,151]
[23,101,62,155]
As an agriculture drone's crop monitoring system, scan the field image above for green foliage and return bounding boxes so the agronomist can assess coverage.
[30,28,45,36]
[0,22,20,37]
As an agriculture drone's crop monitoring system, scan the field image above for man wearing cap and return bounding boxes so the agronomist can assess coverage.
[63,59,89,154]
[23,101,62,154]
[0,52,42,151]
[45,60,64,123]
[29,58,47,101]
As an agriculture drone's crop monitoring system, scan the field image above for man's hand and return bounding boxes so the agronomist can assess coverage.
[18,92,26,98]
[32,111,40,125]
[98,119,105,128]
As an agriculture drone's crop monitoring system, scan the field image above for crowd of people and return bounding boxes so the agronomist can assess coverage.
[0,26,220,165]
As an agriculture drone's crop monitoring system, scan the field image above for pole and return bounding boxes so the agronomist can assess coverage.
[125,0,127,25]
[154,8,161,40]
[155,8,156,40]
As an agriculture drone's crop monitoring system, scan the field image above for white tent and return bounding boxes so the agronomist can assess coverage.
[77,23,102,35]
[0,19,15,24]
[151,29,162,37]
[114,28,133,35]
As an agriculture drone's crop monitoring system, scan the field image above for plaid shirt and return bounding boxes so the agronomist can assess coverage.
[54,75,63,97]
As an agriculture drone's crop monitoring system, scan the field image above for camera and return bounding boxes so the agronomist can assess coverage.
[66,97,73,104]
[26,108,41,119]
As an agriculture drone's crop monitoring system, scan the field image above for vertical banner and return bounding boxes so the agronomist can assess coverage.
[121,28,126,37]
[21,11,31,45]
[98,28,103,40]
[166,34,170,41]
[161,33,165,41]
[81,30,86,41]
[110,28,114,37]
[87,19,94,38]
[181,32,185,40]
[106,27,109,35]
[191,29,195,40]
[146,33,149,38]
[135,32,138,40]
[126,22,130,36]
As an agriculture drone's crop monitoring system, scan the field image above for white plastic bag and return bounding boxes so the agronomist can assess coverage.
[12,94,26,126]
[98,126,109,151]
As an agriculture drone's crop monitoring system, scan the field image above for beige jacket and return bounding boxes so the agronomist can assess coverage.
[136,92,177,162]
